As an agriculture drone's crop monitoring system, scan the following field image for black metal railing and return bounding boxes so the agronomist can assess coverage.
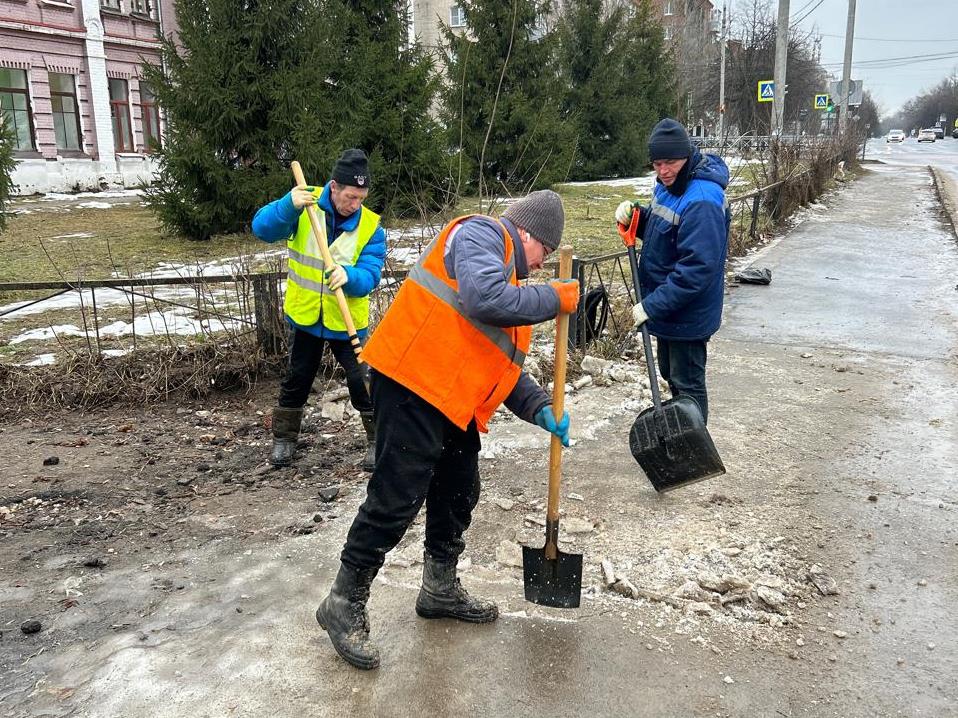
[1,152,847,365]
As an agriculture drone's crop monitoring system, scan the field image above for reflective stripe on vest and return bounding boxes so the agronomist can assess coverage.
[407,263,526,368]
[360,214,531,432]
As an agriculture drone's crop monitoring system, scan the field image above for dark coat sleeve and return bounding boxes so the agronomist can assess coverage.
[503,371,551,425]
[452,219,560,327]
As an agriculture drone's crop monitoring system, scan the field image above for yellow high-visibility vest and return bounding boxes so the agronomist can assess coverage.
[284,187,380,331]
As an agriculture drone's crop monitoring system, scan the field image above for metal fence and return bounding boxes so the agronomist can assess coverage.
[0,267,414,365]
[1,149,848,366]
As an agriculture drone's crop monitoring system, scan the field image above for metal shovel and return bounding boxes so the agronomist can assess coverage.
[620,210,726,492]
[523,246,583,609]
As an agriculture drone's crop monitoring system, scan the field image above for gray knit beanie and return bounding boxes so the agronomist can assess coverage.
[501,190,565,250]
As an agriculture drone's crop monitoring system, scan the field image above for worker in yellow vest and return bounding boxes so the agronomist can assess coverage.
[252,149,386,470]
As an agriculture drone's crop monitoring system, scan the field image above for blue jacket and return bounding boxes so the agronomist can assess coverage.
[638,151,730,341]
[251,183,387,340]
[445,215,560,424]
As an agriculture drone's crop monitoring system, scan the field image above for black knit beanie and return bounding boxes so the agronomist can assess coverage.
[648,118,693,161]
[331,149,371,188]
[501,190,565,251]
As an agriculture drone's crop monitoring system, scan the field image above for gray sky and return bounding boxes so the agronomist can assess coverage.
[759,0,958,116]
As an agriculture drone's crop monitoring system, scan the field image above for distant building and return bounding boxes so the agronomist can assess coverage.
[649,0,717,43]
[412,1,716,52]
[410,0,464,57]
[0,0,177,194]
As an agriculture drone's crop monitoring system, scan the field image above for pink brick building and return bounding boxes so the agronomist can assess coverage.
[0,0,177,193]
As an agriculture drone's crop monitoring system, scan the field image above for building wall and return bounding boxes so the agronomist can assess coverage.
[412,0,462,55]
[648,0,716,42]
[0,0,171,194]
[411,1,715,55]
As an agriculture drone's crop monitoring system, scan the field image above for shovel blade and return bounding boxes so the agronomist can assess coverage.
[522,545,583,608]
[630,396,726,492]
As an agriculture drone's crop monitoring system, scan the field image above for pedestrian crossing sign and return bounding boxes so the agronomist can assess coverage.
[815,94,829,109]
[758,80,774,102]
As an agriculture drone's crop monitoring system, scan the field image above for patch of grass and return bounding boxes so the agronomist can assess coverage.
[0,202,263,286]
[553,183,651,257]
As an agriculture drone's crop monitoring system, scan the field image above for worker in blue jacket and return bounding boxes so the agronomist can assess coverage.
[252,149,387,469]
[615,119,730,423]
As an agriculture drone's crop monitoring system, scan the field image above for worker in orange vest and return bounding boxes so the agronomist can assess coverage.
[315,190,579,669]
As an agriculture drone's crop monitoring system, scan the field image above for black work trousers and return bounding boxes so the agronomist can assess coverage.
[277,327,372,413]
[341,370,481,571]
[656,337,710,424]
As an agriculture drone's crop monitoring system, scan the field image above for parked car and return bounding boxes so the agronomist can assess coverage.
[918,129,936,143]
[886,129,906,143]
[932,126,945,140]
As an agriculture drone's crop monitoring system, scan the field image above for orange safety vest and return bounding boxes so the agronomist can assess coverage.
[361,215,531,433]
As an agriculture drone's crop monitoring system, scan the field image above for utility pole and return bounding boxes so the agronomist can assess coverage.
[838,0,857,132]
[771,0,790,136]
[718,3,728,140]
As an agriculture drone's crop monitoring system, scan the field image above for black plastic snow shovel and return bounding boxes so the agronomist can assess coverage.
[619,210,726,492]
[523,246,583,609]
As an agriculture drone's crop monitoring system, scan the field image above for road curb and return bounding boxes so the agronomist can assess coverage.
[929,166,958,239]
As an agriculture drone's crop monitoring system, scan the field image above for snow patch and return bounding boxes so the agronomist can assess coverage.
[75,201,113,210]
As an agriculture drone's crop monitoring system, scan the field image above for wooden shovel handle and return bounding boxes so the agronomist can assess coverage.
[290,161,363,359]
[545,246,573,559]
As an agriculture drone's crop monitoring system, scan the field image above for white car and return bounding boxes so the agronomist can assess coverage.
[886,129,905,143]
[917,129,936,143]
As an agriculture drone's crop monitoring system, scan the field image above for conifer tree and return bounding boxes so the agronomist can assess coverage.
[0,118,16,232]
[556,0,675,180]
[143,0,445,240]
[442,0,575,197]
[324,0,449,218]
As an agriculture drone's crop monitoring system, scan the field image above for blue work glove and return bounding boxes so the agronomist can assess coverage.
[534,405,571,447]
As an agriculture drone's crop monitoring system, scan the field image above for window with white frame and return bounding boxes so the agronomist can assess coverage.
[101,0,121,10]
[449,5,465,28]
[664,24,673,40]
[663,0,673,16]
[0,68,34,151]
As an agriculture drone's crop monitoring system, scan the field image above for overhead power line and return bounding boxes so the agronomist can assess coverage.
[819,50,958,69]
[789,0,817,20]
[818,33,958,43]
[790,0,824,27]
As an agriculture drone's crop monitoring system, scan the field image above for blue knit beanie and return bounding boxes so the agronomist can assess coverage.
[648,119,693,161]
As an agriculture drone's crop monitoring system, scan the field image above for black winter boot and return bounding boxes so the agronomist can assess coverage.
[270,407,303,467]
[316,563,381,670]
[415,554,498,623]
[360,412,376,472]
